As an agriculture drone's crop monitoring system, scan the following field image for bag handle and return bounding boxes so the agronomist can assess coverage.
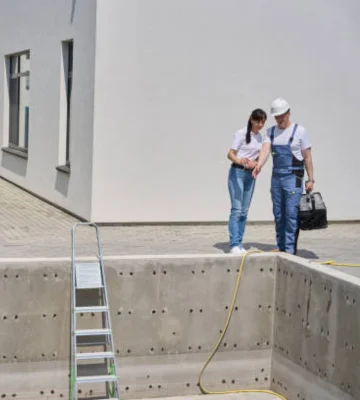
[305,190,316,210]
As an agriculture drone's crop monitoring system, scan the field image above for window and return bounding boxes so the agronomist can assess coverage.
[64,40,73,166]
[8,51,30,152]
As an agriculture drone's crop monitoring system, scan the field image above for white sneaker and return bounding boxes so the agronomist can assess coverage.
[230,246,247,254]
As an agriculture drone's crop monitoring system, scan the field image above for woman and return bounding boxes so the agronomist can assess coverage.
[227,109,267,254]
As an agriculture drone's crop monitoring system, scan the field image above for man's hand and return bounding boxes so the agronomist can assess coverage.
[305,180,314,192]
[252,165,261,179]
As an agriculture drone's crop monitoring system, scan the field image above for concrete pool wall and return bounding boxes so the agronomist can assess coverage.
[0,254,358,400]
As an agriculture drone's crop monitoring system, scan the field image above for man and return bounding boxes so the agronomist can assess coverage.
[253,98,314,254]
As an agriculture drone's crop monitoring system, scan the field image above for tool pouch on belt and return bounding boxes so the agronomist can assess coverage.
[299,191,328,231]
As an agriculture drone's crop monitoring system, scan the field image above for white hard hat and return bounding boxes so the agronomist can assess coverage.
[270,98,290,117]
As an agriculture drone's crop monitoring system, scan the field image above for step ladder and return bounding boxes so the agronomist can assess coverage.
[70,222,120,400]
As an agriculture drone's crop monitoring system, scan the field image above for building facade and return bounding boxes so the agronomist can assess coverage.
[0,0,359,222]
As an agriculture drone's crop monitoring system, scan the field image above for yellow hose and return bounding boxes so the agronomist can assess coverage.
[198,250,360,399]
[319,260,360,267]
[198,250,287,400]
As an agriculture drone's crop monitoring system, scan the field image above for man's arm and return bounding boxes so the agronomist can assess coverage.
[252,143,271,178]
[303,148,314,192]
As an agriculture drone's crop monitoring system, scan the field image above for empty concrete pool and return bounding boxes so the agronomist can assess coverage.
[0,253,358,400]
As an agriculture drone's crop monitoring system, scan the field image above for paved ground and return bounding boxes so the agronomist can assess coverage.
[1,178,360,276]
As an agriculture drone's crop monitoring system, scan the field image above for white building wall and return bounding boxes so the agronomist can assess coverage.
[0,0,97,220]
[92,0,360,222]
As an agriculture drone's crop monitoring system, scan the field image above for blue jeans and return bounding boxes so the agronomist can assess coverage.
[271,173,303,254]
[228,166,256,248]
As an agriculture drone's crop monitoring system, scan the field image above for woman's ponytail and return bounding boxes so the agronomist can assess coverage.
[246,119,252,144]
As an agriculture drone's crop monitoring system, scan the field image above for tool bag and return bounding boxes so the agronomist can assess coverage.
[298,191,328,230]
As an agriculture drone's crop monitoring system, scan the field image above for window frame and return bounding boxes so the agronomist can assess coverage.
[8,50,30,154]
[65,40,73,167]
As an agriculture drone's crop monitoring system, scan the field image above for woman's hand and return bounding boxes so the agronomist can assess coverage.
[245,160,257,170]
[238,157,250,167]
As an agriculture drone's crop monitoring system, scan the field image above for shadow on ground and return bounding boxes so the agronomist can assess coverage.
[214,241,319,259]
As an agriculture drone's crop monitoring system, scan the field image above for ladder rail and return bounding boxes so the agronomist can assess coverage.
[71,222,121,400]
[71,222,103,261]
[71,226,77,400]
[98,254,120,398]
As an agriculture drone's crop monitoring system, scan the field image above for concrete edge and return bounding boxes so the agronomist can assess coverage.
[279,253,360,286]
[0,252,273,263]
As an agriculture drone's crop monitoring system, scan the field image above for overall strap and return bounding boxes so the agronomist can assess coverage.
[288,123,298,144]
[270,126,276,144]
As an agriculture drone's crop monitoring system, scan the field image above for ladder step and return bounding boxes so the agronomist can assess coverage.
[76,374,118,383]
[75,351,114,360]
[75,306,109,313]
[75,328,111,336]
[75,262,103,289]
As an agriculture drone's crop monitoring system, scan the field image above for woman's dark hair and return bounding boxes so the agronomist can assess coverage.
[246,109,267,144]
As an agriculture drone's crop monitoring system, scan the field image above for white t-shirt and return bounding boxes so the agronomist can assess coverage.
[263,123,311,161]
[231,127,262,160]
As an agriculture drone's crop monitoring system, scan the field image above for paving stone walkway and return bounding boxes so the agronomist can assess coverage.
[0,178,359,276]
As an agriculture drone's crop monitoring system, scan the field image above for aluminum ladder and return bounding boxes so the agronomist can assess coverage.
[70,222,120,400]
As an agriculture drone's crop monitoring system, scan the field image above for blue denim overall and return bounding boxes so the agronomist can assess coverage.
[270,124,304,254]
